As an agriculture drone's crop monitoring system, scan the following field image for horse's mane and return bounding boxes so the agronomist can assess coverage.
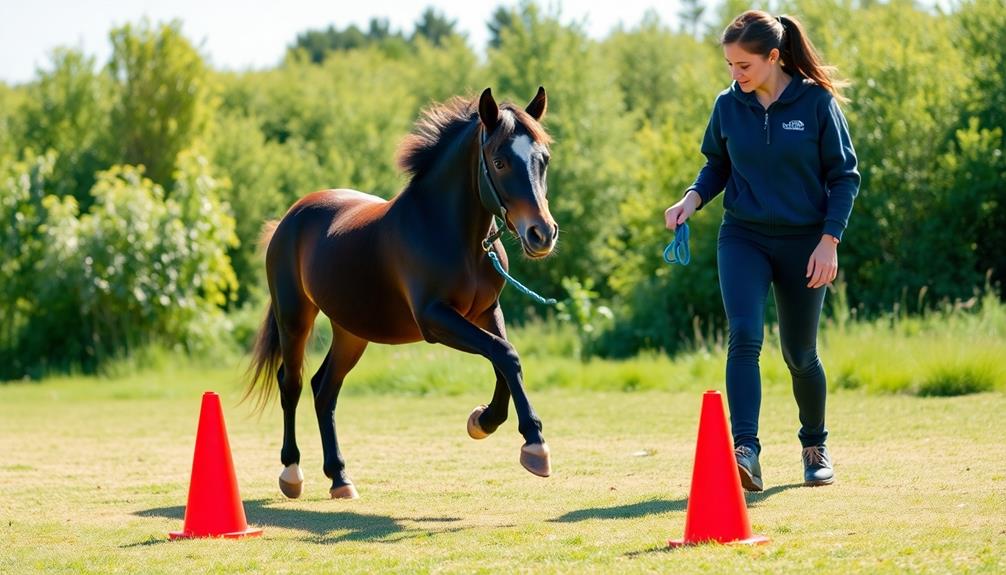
[396,94,552,180]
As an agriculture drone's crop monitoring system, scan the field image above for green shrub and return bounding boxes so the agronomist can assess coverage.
[916,364,996,397]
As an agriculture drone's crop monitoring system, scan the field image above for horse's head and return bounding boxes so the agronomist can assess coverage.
[478,87,557,259]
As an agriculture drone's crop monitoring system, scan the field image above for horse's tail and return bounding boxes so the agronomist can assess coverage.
[243,303,281,414]
[243,219,282,414]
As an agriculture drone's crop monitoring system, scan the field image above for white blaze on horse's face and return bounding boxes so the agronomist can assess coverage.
[501,131,557,259]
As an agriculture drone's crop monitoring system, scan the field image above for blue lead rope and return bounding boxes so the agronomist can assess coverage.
[663,222,691,266]
[486,250,557,305]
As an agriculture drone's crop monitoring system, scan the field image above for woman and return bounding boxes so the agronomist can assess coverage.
[664,10,859,491]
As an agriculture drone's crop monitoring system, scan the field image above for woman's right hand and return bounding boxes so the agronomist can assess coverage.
[664,190,702,231]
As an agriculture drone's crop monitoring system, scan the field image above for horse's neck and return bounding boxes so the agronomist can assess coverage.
[400,122,493,247]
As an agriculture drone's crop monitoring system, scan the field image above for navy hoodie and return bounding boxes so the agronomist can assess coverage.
[688,76,860,240]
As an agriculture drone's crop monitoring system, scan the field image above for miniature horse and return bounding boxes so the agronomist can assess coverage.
[245,87,558,499]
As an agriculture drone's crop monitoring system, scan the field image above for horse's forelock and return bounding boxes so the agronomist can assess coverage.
[501,104,552,148]
[475,106,552,158]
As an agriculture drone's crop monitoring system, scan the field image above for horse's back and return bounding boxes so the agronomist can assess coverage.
[290,188,387,226]
[269,189,387,254]
[267,189,423,343]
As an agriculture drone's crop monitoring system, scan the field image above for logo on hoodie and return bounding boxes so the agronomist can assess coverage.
[781,120,805,131]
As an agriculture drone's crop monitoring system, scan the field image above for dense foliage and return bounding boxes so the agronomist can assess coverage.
[1,0,1003,378]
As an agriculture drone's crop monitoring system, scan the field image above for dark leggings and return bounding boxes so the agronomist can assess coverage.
[717,223,828,453]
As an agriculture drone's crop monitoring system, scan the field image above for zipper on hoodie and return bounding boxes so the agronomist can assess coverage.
[763,110,770,144]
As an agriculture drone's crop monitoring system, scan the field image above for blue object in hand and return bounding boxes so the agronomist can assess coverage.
[663,222,691,266]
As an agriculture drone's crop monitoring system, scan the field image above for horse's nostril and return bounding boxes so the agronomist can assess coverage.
[529,226,546,245]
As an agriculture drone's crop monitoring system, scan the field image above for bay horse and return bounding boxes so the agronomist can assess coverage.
[245,87,558,499]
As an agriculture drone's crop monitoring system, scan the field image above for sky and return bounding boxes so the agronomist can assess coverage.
[0,0,687,85]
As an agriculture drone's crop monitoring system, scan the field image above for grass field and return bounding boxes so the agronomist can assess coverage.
[1,338,1004,574]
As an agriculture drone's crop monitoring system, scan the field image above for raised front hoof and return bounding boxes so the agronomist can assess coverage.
[278,464,304,499]
[467,405,491,440]
[330,484,359,499]
[520,443,551,477]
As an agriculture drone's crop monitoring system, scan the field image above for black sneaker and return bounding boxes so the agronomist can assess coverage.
[735,444,763,492]
[802,445,834,486]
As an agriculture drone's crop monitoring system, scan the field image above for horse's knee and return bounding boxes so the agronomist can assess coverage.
[492,344,522,375]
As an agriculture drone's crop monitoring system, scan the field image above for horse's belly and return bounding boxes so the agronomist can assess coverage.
[304,266,418,343]
[326,297,424,344]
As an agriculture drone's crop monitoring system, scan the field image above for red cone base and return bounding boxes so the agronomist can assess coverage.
[170,392,262,540]
[668,534,769,547]
[668,390,768,547]
[169,526,263,540]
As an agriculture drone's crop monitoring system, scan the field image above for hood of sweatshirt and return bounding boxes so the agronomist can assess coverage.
[729,74,815,109]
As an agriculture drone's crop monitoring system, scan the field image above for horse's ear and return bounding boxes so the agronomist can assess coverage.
[479,87,500,133]
[525,86,547,121]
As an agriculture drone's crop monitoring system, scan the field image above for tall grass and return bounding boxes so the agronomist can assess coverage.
[273,287,1005,398]
[16,285,1004,398]
[821,286,1004,396]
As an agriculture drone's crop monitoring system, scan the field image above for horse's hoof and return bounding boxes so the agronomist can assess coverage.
[279,464,304,499]
[467,405,491,439]
[520,443,551,477]
[330,484,359,499]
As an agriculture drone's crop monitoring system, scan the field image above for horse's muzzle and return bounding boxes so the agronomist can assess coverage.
[522,222,558,258]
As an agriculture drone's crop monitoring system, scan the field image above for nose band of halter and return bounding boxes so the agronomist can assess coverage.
[478,127,509,223]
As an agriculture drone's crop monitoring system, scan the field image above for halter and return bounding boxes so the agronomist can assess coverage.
[478,125,511,251]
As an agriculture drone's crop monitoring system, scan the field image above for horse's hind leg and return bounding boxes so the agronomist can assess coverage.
[313,321,368,499]
[274,287,318,499]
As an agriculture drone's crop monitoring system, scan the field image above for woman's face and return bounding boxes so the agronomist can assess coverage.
[723,43,778,93]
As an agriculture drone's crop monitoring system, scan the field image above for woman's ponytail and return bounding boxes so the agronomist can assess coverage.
[777,15,849,104]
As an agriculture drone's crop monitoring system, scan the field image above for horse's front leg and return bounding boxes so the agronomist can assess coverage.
[467,306,510,439]
[418,302,550,477]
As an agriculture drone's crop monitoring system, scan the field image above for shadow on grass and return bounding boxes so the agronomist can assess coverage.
[621,483,803,557]
[552,483,802,524]
[131,499,466,545]
[745,482,803,506]
[549,497,687,523]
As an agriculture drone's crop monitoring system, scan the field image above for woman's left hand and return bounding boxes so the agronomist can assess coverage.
[806,236,839,289]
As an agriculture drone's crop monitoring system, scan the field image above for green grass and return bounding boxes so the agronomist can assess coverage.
[1,349,1004,574]
[818,292,1006,396]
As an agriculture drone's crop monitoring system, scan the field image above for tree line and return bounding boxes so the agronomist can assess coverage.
[1,0,1004,378]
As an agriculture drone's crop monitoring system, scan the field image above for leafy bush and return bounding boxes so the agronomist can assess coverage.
[0,153,237,379]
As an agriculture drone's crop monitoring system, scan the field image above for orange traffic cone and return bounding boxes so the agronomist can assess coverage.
[170,391,262,539]
[668,390,768,547]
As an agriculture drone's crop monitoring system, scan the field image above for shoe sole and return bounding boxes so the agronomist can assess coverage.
[804,477,835,487]
[737,464,763,492]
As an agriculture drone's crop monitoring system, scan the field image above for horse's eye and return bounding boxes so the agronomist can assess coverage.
[493,159,505,170]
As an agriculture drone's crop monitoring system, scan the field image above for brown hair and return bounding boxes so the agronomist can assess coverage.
[721,10,849,103]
